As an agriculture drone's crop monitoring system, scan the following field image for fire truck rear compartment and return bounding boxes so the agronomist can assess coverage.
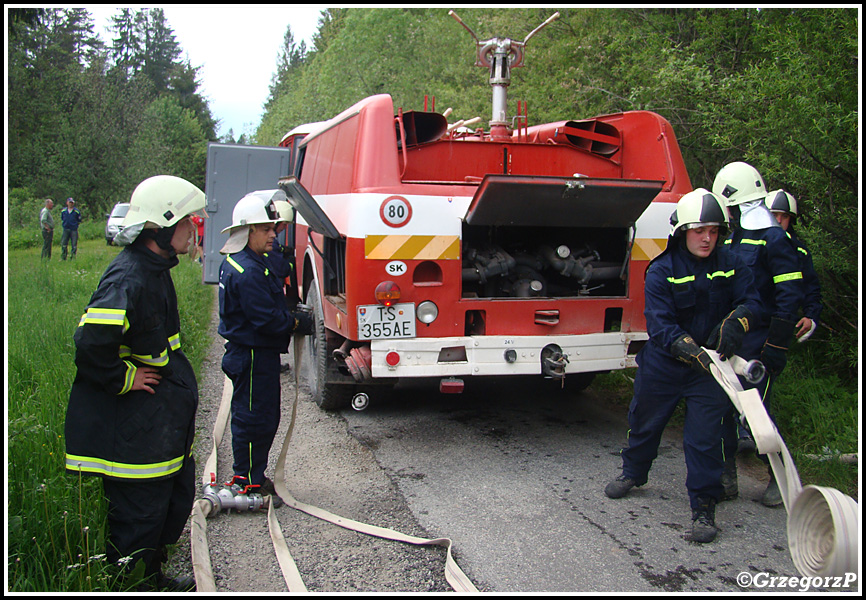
[462,224,628,299]
[460,176,663,300]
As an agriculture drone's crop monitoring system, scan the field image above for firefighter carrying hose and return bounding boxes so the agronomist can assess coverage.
[713,162,805,507]
[64,175,206,591]
[603,189,762,543]
[217,192,313,508]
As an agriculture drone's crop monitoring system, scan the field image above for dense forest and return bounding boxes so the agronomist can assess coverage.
[6,7,859,377]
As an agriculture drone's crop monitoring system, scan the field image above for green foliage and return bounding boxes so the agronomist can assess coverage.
[6,240,215,591]
[129,96,208,189]
[7,7,213,218]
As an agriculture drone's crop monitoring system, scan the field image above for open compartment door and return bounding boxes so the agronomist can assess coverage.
[278,176,340,239]
[464,175,665,228]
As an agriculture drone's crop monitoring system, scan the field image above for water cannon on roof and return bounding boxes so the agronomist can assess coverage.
[449,10,560,140]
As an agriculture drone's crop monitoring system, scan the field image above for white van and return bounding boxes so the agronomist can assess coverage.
[104,202,130,245]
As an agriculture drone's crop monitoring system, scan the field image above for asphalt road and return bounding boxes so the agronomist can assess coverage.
[181,306,854,593]
[336,376,810,593]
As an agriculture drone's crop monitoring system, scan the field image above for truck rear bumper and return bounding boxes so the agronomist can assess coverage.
[369,332,647,378]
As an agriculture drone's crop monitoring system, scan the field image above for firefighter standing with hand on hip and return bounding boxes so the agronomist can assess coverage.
[603,189,761,544]
[217,191,313,508]
[712,162,805,507]
[64,175,206,591]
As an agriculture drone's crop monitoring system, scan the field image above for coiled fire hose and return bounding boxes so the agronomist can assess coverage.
[705,349,859,578]
[190,335,478,592]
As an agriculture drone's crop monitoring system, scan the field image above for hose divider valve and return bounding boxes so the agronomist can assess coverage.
[202,474,265,516]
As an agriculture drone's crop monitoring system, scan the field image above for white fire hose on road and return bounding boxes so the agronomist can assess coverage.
[189,336,477,593]
[705,349,859,579]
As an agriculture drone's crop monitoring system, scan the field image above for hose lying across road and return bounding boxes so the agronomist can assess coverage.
[189,341,857,590]
[190,337,478,592]
[706,350,859,579]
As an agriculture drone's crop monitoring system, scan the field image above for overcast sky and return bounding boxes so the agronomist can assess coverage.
[85,5,326,140]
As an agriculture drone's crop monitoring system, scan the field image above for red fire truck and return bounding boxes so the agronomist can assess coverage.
[276,12,691,410]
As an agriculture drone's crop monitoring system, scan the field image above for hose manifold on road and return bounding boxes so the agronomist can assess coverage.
[705,349,859,579]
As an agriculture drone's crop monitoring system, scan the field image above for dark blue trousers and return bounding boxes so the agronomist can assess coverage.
[620,356,729,509]
[222,343,281,486]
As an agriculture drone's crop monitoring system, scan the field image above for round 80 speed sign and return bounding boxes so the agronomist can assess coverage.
[380,196,412,228]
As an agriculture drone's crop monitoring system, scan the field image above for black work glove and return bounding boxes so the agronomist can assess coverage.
[671,334,713,376]
[760,317,796,378]
[291,309,314,336]
[707,305,753,360]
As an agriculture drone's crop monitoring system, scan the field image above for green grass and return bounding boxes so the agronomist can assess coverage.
[6,239,216,592]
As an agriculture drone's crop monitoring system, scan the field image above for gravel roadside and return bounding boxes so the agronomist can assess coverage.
[165,294,455,592]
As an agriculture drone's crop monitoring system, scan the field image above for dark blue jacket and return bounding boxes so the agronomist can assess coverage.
[640,238,762,370]
[786,228,822,325]
[725,226,804,327]
[218,246,293,352]
[61,207,82,230]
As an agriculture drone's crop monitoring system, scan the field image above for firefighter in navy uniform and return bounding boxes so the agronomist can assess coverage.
[764,190,823,343]
[64,175,206,591]
[712,162,805,507]
[218,192,312,508]
[603,189,761,543]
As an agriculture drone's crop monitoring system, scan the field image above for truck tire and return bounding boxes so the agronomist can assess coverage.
[304,286,354,410]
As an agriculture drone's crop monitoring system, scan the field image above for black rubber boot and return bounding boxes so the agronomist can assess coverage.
[761,470,783,507]
[604,474,637,499]
[155,571,197,592]
[721,454,738,501]
[690,497,718,543]
[261,477,285,508]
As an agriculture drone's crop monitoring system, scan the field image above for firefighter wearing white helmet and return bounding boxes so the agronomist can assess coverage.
[219,191,282,254]
[713,163,805,508]
[65,175,205,591]
[712,161,777,231]
[669,187,731,239]
[604,188,761,544]
[217,191,312,508]
[114,174,207,248]
[764,190,822,343]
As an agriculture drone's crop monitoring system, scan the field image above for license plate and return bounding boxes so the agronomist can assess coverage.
[357,303,416,340]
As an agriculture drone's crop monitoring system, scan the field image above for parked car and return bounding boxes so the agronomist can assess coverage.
[105,202,130,245]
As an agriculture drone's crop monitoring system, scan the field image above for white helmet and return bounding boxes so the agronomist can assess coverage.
[219,191,282,254]
[115,175,206,245]
[669,188,730,237]
[712,161,767,206]
[764,189,798,217]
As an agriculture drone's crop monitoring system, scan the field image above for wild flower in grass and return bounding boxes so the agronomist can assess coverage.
[117,555,133,568]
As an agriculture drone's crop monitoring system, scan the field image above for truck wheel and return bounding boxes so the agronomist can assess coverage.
[304,286,353,410]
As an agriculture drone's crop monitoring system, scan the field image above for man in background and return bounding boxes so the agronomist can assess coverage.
[61,197,83,260]
[40,198,55,259]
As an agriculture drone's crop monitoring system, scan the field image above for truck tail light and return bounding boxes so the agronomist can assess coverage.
[375,281,401,306]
